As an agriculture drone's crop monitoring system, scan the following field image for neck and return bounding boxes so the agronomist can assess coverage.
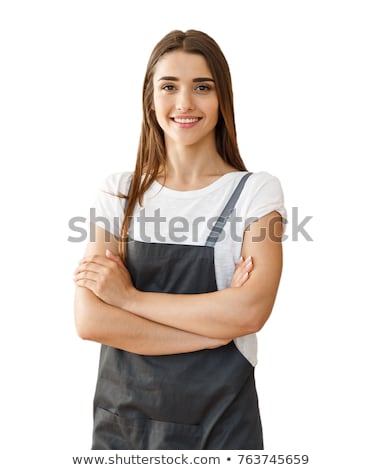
[161,139,232,184]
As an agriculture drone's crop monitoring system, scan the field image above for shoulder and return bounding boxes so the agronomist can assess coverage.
[92,172,133,237]
[242,171,285,202]
[239,171,286,221]
[98,171,133,195]
[247,171,283,191]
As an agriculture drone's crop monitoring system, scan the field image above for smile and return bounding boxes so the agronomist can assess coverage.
[171,117,202,124]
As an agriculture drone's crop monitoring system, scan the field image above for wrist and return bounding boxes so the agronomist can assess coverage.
[122,286,140,312]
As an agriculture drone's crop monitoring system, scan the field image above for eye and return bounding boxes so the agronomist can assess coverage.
[195,84,211,92]
[162,84,176,92]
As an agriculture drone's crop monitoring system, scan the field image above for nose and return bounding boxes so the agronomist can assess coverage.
[176,88,194,111]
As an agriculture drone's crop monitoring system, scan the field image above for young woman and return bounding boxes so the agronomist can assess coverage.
[74,29,286,450]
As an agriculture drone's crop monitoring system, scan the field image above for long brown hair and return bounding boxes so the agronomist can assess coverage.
[119,29,247,258]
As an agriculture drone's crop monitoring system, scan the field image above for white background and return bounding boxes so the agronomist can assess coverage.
[1,0,381,468]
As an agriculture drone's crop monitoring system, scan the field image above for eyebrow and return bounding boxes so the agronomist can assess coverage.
[157,76,215,83]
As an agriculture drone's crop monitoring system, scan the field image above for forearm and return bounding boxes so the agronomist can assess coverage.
[74,287,227,355]
[127,286,262,339]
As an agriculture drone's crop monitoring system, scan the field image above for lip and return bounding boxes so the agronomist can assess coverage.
[170,116,202,128]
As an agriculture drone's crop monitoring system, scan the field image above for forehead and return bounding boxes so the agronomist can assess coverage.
[153,50,213,79]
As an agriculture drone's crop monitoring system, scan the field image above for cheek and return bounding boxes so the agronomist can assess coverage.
[151,96,169,128]
[208,99,219,122]
[151,93,158,111]
[152,90,161,111]
[153,93,171,113]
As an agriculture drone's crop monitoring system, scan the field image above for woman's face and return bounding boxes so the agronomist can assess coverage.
[152,50,219,148]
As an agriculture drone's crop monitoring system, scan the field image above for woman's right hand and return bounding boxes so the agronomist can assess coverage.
[230,256,253,288]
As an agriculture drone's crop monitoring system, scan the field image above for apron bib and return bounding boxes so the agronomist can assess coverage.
[92,172,263,450]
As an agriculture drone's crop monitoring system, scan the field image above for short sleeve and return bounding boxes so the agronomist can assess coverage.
[244,172,287,228]
[90,172,133,237]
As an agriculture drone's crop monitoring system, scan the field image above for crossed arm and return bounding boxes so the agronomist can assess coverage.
[74,211,283,354]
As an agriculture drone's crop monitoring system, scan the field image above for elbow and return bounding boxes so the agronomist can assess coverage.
[74,307,91,340]
[75,324,91,342]
[243,312,269,334]
[239,315,262,336]
[240,299,275,335]
[74,302,97,342]
[74,287,100,341]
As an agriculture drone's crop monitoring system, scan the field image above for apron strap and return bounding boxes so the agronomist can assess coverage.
[205,172,252,248]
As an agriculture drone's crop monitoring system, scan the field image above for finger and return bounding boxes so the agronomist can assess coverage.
[234,270,251,288]
[231,268,245,287]
[238,271,249,286]
[79,254,112,267]
[79,255,120,271]
[106,249,124,265]
[74,271,99,283]
[234,256,244,268]
[244,256,253,271]
[74,262,103,275]
[106,249,118,259]
[74,278,97,290]
[234,256,252,276]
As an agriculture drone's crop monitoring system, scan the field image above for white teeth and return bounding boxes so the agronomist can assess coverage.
[173,118,200,123]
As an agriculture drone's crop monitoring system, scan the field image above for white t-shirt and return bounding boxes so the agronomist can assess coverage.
[93,171,287,366]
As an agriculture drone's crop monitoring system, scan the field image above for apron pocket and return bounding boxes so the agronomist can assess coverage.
[93,406,203,450]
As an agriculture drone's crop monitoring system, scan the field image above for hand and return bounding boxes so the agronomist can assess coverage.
[73,250,135,309]
[230,256,253,288]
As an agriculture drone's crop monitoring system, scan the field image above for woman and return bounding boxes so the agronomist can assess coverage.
[74,29,286,450]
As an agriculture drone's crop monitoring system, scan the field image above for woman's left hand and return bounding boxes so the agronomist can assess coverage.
[74,250,134,309]
[230,256,253,288]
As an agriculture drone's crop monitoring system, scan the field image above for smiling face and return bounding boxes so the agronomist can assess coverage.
[152,50,219,149]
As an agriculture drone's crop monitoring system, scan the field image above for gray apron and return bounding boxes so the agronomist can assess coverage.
[92,172,263,449]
